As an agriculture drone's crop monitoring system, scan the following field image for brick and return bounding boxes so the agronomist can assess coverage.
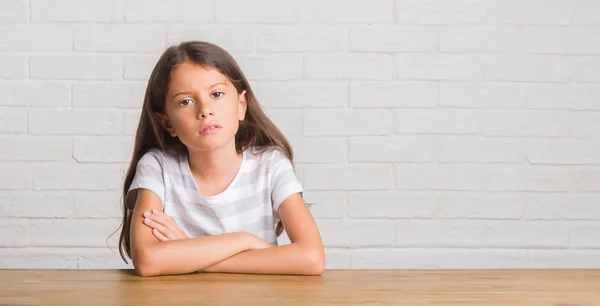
[436,192,523,219]
[10,82,70,106]
[395,220,569,248]
[350,82,437,108]
[0,163,33,189]
[570,223,600,248]
[441,27,600,55]
[438,136,526,163]
[348,191,435,218]
[395,0,484,24]
[576,57,600,82]
[349,26,437,52]
[31,55,122,80]
[527,84,600,110]
[237,56,303,81]
[570,112,600,137]
[124,55,161,80]
[324,249,350,269]
[73,137,134,163]
[0,219,29,247]
[289,137,346,163]
[487,0,573,25]
[395,54,482,81]
[0,54,27,79]
[0,192,73,217]
[484,55,570,82]
[394,109,480,135]
[527,139,600,165]
[303,191,346,219]
[304,109,391,136]
[125,0,212,22]
[575,0,600,25]
[0,136,70,161]
[482,110,569,137]
[297,0,392,24]
[523,193,600,220]
[254,81,347,108]
[258,26,345,52]
[168,26,254,53]
[351,249,438,269]
[263,109,302,137]
[349,136,436,162]
[0,248,77,269]
[215,0,297,23]
[30,219,122,247]
[30,109,122,135]
[73,191,122,218]
[31,0,120,22]
[75,24,164,52]
[303,164,393,190]
[77,248,132,269]
[72,82,145,108]
[0,108,27,133]
[305,54,392,80]
[570,166,600,192]
[396,164,484,191]
[350,249,600,269]
[123,109,142,136]
[317,219,394,247]
[529,250,600,268]
[439,83,526,108]
[0,0,26,22]
[485,165,570,192]
[0,24,72,50]
[33,163,124,191]
[438,249,557,269]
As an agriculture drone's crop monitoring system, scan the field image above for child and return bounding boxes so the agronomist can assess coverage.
[116,41,325,277]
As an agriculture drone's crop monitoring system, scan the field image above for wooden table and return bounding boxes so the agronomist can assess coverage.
[1,269,599,305]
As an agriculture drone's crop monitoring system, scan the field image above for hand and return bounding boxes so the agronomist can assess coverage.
[142,209,189,241]
[246,233,273,250]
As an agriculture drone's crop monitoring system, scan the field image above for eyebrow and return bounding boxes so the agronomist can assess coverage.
[170,83,228,100]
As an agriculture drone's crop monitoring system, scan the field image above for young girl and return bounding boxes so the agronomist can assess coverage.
[117,41,325,277]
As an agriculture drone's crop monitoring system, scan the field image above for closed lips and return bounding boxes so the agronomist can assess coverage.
[201,124,220,132]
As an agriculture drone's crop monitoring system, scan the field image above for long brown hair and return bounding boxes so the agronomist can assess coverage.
[116,41,296,264]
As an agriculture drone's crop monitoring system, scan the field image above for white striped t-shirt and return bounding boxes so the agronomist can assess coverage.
[126,146,303,245]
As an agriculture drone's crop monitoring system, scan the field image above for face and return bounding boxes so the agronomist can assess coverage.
[156,61,247,152]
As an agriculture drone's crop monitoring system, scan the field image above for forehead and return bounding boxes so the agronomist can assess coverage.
[168,61,230,91]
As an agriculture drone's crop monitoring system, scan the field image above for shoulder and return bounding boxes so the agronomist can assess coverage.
[138,148,181,168]
[245,146,289,167]
[137,148,164,168]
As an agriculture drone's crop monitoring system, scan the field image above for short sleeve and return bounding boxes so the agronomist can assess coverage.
[270,149,303,213]
[125,149,166,210]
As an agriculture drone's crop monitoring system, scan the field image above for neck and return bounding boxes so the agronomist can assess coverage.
[187,143,242,181]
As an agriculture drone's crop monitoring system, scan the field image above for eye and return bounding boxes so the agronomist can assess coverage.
[211,92,224,99]
[179,98,193,106]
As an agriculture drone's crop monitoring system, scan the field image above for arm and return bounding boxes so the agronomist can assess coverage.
[202,193,325,276]
[130,189,260,277]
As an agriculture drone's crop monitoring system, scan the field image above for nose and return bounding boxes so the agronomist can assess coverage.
[196,100,214,119]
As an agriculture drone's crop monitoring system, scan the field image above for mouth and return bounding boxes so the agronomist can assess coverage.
[199,124,222,134]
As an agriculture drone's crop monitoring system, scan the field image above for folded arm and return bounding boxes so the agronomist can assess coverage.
[130,189,264,277]
[202,193,325,276]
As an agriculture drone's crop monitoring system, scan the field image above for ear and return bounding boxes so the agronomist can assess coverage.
[238,90,247,121]
[154,112,177,137]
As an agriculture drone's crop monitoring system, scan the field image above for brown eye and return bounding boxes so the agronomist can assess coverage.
[211,92,224,99]
[179,99,193,106]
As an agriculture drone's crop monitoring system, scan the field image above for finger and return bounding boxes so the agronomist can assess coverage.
[152,228,170,242]
[144,218,174,239]
[150,210,173,226]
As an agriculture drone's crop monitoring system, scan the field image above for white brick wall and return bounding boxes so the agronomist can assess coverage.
[1,0,599,270]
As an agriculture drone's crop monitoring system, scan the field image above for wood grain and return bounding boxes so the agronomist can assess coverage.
[1,269,599,305]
